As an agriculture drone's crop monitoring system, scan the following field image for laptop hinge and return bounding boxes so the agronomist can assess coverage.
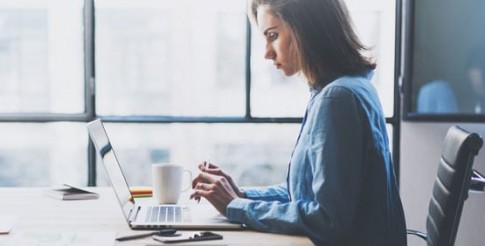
[128,205,141,223]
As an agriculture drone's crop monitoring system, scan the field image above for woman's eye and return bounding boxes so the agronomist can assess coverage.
[268,32,278,41]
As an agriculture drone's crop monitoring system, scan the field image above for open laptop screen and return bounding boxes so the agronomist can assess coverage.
[87,119,135,222]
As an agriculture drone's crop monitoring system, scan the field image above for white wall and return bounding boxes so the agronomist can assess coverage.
[400,122,485,246]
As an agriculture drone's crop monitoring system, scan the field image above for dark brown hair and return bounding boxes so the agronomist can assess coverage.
[249,0,376,88]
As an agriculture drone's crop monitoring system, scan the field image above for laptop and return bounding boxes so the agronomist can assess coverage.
[87,119,243,230]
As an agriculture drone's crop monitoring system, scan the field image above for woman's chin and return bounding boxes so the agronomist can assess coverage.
[282,69,298,77]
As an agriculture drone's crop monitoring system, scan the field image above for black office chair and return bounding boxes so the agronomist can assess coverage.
[407,125,484,246]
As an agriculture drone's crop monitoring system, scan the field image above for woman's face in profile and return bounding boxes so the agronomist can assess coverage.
[257,6,300,77]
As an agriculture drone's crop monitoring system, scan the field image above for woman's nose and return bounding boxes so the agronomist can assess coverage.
[264,43,275,60]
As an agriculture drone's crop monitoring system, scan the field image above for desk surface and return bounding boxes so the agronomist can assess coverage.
[0,187,312,245]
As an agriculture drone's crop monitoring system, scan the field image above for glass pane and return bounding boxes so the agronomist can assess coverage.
[407,0,485,116]
[250,29,309,117]
[250,0,396,118]
[95,0,247,116]
[0,0,84,114]
[345,0,396,117]
[96,123,300,187]
[0,123,88,187]
[347,0,396,118]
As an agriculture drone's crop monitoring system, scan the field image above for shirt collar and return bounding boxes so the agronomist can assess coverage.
[308,69,374,92]
[365,69,375,81]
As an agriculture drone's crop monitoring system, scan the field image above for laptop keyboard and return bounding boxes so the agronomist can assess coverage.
[145,206,183,223]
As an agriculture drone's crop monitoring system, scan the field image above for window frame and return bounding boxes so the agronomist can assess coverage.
[401,0,485,122]
[0,0,402,186]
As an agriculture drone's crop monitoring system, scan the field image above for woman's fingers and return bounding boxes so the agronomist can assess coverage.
[190,189,209,200]
[189,178,236,216]
[204,167,224,176]
[198,162,206,171]
[196,182,215,191]
[190,183,215,201]
[207,162,220,169]
[201,163,229,179]
[198,162,221,172]
[191,172,214,188]
[194,162,244,198]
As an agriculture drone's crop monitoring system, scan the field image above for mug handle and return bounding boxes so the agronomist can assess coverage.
[181,170,192,192]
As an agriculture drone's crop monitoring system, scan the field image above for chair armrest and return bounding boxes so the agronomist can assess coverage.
[470,169,485,192]
[406,229,427,241]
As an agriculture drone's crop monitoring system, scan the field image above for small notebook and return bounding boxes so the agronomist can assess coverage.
[43,184,99,200]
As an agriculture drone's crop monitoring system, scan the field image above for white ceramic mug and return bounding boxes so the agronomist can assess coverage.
[152,163,192,204]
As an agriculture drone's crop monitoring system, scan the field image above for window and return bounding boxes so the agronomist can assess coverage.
[0,0,84,114]
[0,123,87,186]
[348,0,396,117]
[251,0,396,118]
[96,123,299,187]
[95,0,247,117]
[403,0,485,121]
[0,0,399,187]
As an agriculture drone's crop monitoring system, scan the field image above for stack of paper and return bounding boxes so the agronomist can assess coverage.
[0,216,16,234]
[43,184,99,200]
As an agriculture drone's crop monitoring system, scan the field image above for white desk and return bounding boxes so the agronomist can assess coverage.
[0,187,312,245]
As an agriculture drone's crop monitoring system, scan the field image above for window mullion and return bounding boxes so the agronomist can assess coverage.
[84,0,96,186]
[245,18,252,119]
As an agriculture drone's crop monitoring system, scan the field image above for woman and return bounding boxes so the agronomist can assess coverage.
[190,0,407,245]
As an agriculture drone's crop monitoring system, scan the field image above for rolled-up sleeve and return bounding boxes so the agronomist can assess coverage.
[225,86,366,245]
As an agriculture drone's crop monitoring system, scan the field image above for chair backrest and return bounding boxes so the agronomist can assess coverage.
[426,126,483,246]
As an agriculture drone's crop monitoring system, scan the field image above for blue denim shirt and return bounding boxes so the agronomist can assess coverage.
[226,72,407,246]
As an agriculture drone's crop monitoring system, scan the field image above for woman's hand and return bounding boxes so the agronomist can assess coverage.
[198,162,245,198]
[190,162,244,215]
